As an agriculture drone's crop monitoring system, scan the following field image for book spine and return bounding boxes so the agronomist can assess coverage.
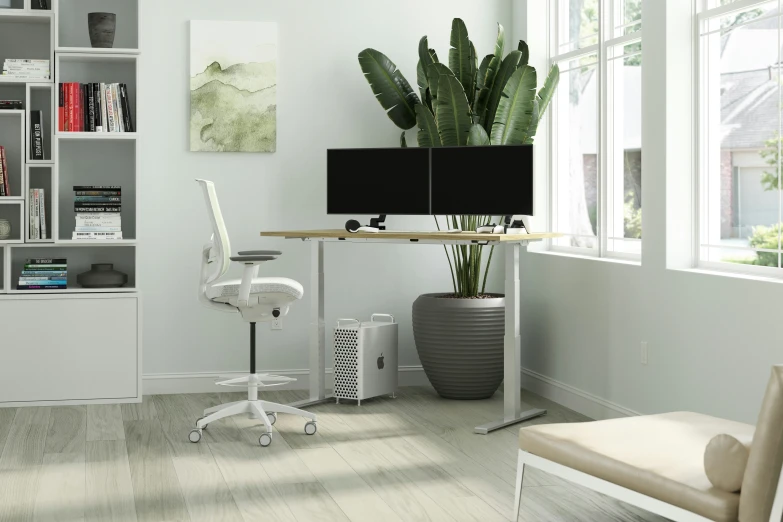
[84,84,90,132]
[72,232,123,239]
[34,189,40,240]
[73,185,122,190]
[74,226,122,232]
[100,83,108,132]
[19,277,67,282]
[74,196,121,203]
[31,111,44,160]
[74,202,122,207]
[28,189,34,238]
[92,83,101,132]
[0,146,8,196]
[76,84,83,132]
[0,147,5,197]
[87,84,96,132]
[75,207,122,213]
[24,265,67,270]
[119,83,134,132]
[58,84,64,131]
[105,84,116,132]
[66,83,74,132]
[112,84,124,132]
[39,188,47,239]
[75,191,121,197]
[27,258,67,264]
[4,59,49,64]
[21,271,67,277]
[17,285,67,290]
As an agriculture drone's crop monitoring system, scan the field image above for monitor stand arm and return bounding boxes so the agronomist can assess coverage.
[370,215,387,231]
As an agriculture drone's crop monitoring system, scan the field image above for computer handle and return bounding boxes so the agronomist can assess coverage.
[337,318,360,327]
[370,314,395,324]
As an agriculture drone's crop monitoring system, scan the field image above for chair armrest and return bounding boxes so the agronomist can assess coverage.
[230,255,277,263]
[238,250,282,256]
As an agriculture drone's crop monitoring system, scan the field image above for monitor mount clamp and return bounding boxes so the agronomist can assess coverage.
[504,215,529,235]
[369,215,387,231]
[345,215,387,233]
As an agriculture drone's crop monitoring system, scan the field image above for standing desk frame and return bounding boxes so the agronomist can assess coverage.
[259,230,560,434]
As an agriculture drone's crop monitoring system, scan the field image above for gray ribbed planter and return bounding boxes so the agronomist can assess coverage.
[412,293,504,400]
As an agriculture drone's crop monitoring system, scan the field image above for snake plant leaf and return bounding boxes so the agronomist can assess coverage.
[359,48,421,130]
[436,75,472,147]
[415,104,442,147]
[537,64,560,117]
[482,50,524,131]
[524,99,540,144]
[490,65,538,146]
[449,19,473,98]
[518,40,530,67]
[426,62,455,107]
[401,131,408,148]
[467,124,491,146]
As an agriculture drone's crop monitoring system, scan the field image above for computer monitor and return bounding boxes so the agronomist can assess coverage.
[327,148,431,215]
[430,145,533,216]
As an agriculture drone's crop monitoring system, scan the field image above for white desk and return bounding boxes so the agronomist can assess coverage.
[259,230,561,434]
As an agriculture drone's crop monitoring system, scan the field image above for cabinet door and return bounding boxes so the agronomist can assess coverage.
[0,296,138,403]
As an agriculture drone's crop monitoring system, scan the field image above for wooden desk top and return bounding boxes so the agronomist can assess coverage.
[260,229,561,243]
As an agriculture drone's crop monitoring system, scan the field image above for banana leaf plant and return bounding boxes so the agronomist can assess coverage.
[358,19,559,298]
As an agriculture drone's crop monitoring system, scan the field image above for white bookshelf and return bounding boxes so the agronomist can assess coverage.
[0,0,141,407]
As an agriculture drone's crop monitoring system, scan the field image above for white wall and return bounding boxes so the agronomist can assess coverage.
[139,0,512,378]
[516,0,782,425]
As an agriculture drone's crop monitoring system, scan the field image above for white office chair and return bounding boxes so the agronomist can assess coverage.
[189,179,317,447]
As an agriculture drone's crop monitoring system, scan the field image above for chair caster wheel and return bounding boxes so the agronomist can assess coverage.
[304,422,317,435]
[189,429,202,443]
[259,433,272,447]
[268,412,277,426]
[196,417,208,430]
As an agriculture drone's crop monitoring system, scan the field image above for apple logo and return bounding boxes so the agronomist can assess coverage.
[377,353,385,370]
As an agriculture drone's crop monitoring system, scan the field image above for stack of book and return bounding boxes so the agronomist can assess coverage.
[29,188,48,239]
[2,59,50,81]
[0,145,10,196]
[17,258,66,291]
[0,100,23,111]
[58,83,135,133]
[73,185,122,240]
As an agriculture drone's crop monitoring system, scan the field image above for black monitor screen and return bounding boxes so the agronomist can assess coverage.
[431,145,533,216]
[327,148,431,215]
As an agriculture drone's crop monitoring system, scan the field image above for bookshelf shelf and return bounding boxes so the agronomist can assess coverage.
[0,11,53,24]
[8,287,136,294]
[0,77,53,85]
[55,47,139,56]
[55,132,137,140]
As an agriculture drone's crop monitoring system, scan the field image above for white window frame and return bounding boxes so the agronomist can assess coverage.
[696,0,783,277]
[549,0,643,262]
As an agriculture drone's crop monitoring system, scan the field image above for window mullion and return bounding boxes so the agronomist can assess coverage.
[599,0,610,257]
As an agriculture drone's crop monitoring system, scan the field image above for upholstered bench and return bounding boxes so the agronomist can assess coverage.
[514,366,783,522]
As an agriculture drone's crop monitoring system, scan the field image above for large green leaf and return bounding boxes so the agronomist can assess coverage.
[359,49,420,130]
[490,65,538,145]
[494,23,505,64]
[477,55,493,93]
[518,40,530,66]
[448,19,473,96]
[482,50,524,131]
[537,64,560,117]
[426,62,455,108]
[467,124,491,146]
[400,132,408,148]
[436,75,472,147]
[416,104,442,147]
[524,99,540,144]
[418,37,436,85]
[467,41,478,104]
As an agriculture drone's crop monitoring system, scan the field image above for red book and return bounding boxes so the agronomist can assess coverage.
[0,146,9,196]
[67,83,75,132]
[75,84,83,132]
[58,84,64,132]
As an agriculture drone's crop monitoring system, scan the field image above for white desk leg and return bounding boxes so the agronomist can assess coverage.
[474,243,546,434]
[290,239,332,409]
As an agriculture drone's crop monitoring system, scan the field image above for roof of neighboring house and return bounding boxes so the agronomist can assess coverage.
[721,67,778,150]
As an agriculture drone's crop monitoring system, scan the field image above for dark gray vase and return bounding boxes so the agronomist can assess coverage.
[412,293,505,400]
[88,13,116,48]
[77,263,127,288]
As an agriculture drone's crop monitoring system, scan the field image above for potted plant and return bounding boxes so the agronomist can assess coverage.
[358,19,559,399]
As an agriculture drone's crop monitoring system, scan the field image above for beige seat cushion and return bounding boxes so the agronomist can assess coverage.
[739,365,783,522]
[207,277,304,302]
[519,412,754,522]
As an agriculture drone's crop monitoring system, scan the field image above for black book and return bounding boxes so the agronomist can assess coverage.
[75,190,121,197]
[75,202,122,207]
[73,185,122,191]
[30,110,44,160]
[58,84,63,129]
[32,0,48,9]
[119,84,134,132]
[92,83,102,132]
[74,207,121,213]
[27,258,67,265]
[0,100,23,110]
[83,84,89,132]
[87,84,96,132]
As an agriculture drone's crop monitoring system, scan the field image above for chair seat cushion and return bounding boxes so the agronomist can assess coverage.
[518,412,754,522]
[207,277,304,302]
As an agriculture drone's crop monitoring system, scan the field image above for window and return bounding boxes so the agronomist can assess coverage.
[698,0,783,275]
[550,0,643,259]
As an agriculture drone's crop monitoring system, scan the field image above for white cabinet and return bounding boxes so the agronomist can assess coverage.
[0,294,140,405]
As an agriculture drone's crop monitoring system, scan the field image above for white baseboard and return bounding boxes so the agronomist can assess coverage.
[520,367,640,420]
[142,366,431,395]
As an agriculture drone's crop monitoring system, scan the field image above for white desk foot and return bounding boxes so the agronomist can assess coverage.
[288,395,334,409]
[474,408,547,434]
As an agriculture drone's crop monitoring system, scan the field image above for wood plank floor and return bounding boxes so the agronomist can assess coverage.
[0,388,668,522]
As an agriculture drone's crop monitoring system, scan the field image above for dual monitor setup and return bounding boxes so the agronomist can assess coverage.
[327,145,534,234]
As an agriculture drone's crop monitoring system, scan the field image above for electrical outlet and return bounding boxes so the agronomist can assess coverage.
[272,317,283,330]
[640,342,648,365]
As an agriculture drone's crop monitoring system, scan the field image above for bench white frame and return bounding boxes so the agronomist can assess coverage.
[514,450,783,522]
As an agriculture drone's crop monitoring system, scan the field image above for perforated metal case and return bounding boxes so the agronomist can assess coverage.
[334,314,398,403]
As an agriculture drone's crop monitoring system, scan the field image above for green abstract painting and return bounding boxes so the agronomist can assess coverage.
[190,21,277,152]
